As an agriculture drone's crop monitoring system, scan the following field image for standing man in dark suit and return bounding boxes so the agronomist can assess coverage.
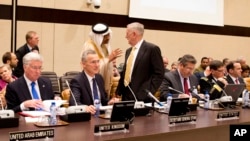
[116,22,164,102]
[13,31,39,77]
[69,49,119,115]
[159,54,200,100]
[5,52,54,113]
[226,61,245,84]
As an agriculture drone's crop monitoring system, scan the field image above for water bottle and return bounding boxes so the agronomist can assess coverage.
[94,99,100,117]
[204,91,210,109]
[243,89,249,108]
[49,102,57,125]
[166,93,172,112]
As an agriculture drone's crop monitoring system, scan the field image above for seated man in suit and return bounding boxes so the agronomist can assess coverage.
[159,54,200,101]
[5,52,55,113]
[199,60,228,100]
[226,61,245,85]
[69,49,119,115]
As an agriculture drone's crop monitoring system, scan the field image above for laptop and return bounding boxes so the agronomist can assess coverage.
[224,84,245,101]
[219,84,245,108]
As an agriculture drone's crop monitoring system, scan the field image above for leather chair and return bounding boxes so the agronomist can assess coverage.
[59,75,75,106]
[64,71,80,77]
[244,77,250,91]
[41,71,60,94]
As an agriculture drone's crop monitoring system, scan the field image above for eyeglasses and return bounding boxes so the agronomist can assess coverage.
[29,65,43,70]
[215,69,224,73]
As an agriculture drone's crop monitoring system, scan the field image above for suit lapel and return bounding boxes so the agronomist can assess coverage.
[173,70,184,92]
[37,78,46,99]
[82,72,93,103]
[20,77,32,100]
[133,41,146,73]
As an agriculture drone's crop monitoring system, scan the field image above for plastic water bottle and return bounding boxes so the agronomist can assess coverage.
[49,102,57,125]
[166,93,173,112]
[204,91,210,109]
[94,99,100,117]
[243,89,249,108]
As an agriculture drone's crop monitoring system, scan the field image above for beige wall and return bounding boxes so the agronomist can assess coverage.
[1,0,250,76]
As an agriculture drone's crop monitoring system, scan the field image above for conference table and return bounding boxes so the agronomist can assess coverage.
[1,107,250,141]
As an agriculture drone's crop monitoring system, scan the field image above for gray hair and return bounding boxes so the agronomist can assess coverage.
[81,49,97,62]
[127,22,144,35]
[179,54,197,66]
[23,52,43,65]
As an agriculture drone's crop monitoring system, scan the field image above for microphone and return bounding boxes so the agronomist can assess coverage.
[124,80,144,109]
[0,96,14,118]
[168,86,184,94]
[189,87,207,102]
[65,80,87,114]
[211,79,232,102]
[144,89,163,106]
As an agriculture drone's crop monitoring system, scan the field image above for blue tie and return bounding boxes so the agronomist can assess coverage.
[31,82,40,99]
[92,78,99,100]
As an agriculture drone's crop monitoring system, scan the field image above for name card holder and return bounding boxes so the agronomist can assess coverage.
[168,114,197,126]
[216,110,240,121]
[94,121,129,135]
[9,129,54,141]
[0,117,19,128]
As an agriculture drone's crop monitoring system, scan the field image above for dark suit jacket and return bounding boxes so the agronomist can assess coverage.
[69,71,108,106]
[5,76,54,113]
[159,70,199,101]
[226,75,245,84]
[116,40,164,102]
[199,74,225,100]
[13,44,39,77]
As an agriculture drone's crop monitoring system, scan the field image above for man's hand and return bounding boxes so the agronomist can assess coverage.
[178,93,190,98]
[23,99,44,109]
[109,48,122,62]
[85,105,96,115]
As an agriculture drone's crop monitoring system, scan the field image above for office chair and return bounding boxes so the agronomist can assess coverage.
[41,71,60,94]
[59,75,75,106]
[64,71,80,77]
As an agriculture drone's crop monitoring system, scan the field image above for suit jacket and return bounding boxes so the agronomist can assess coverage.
[116,40,164,102]
[199,74,225,100]
[226,75,245,84]
[13,44,39,77]
[159,70,199,101]
[5,76,54,113]
[69,71,108,106]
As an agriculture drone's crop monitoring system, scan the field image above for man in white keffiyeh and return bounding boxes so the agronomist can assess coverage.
[81,23,122,97]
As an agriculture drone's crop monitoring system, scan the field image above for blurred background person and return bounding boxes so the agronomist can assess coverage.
[241,64,250,78]
[162,56,170,72]
[194,57,209,73]
[81,23,122,97]
[14,31,39,77]
[2,52,18,71]
[0,64,17,109]
[170,61,178,71]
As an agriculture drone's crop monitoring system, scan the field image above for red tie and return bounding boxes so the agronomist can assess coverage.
[184,78,189,95]
[235,78,239,84]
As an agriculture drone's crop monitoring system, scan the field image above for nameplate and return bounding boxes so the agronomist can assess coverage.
[217,110,240,119]
[168,114,197,124]
[9,129,54,141]
[94,122,129,133]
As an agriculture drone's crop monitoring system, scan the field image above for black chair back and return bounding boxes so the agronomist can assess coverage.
[41,71,60,93]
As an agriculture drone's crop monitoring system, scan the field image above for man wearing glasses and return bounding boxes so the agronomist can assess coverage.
[199,60,228,100]
[5,52,54,113]
[159,54,199,100]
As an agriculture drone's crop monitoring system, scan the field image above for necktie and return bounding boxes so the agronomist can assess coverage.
[124,47,136,86]
[92,78,99,100]
[235,78,239,84]
[183,78,189,95]
[31,82,39,99]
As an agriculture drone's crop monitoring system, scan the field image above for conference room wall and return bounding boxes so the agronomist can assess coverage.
[0,0,250,76]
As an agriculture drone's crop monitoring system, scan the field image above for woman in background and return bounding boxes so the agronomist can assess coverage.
[0,64,17,109]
